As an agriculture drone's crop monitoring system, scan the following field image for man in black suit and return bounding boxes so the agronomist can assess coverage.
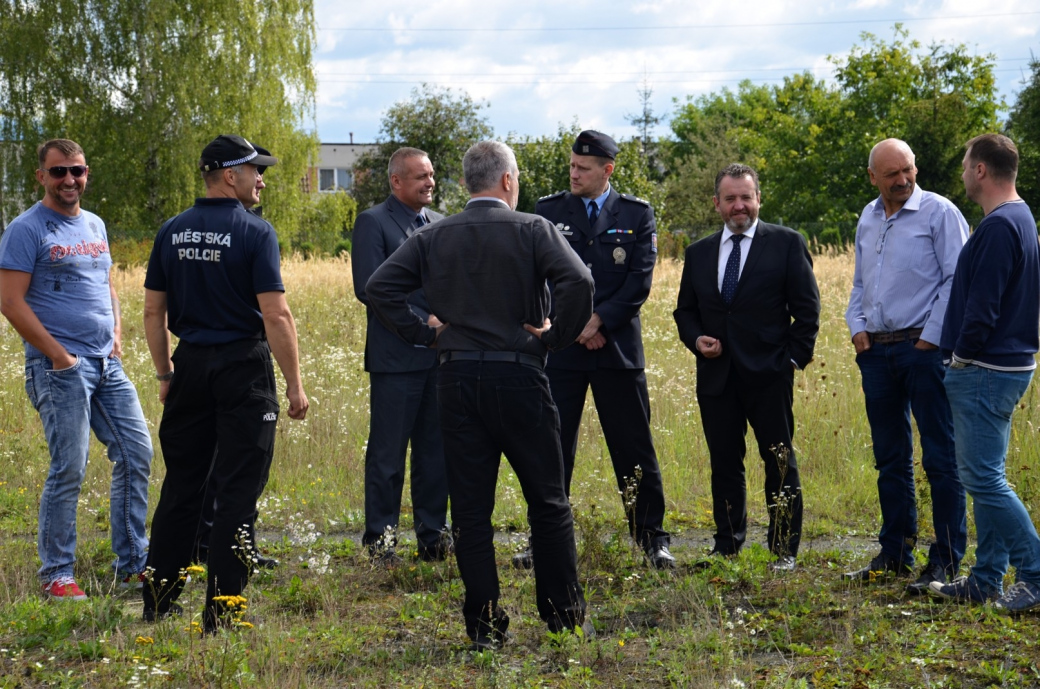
[528,130,674,570]
[674,163,820,571]
[365,140,594,649]
[351,147,449,563]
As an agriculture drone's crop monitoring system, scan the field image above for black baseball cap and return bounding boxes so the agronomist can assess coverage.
[572,130,618,160]
[199,135,278,172]
[253,145,273,175]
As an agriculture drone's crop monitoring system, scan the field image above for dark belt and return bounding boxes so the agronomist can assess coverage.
[869,328,924,345]
[438,350,544,370]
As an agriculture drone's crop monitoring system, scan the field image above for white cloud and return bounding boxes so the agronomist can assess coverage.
[312,0,1040,142]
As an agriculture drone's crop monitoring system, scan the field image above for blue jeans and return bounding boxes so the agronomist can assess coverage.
[945,365,1040,593]
[25,356,152,582]
[856,342,966,570]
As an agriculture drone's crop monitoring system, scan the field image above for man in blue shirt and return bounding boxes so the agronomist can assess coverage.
[844,138,969,593]
[930,133,1040,613]
[0,139,152,600]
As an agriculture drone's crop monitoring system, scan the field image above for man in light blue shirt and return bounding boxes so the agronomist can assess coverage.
[844,138,969,594]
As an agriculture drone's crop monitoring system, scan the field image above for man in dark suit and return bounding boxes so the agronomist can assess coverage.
[365,140,594,649]
[674,163,820,571]
[531,130,673,570]
[351,147,449,564]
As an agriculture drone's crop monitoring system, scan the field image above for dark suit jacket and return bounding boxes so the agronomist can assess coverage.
[352,194,444,372]
[365,200,594,355]
[673,221,820,397]
[536,188,656,370]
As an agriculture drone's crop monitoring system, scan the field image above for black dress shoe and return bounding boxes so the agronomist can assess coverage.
[469,612,511,651]
[251,553,279,570]
[906,561,949,595]
[418,540,454,562]
[843,551,913,581]
[511,547,534,570]
[143,602,183,622]
[646,545,676,569]
[768,555,797,572]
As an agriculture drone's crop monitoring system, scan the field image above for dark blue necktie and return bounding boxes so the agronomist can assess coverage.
[588,201,599,226]
[721,234,744,304]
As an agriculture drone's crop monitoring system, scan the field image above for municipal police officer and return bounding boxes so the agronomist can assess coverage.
[526,130,674,569]
[142,134,309,631]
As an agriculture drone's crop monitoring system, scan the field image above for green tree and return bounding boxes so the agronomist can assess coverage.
[508,123,664,225]
[351,84,493,214]
[1007,55,1040,211]
[666,26,999,240]
[0,0,317,240]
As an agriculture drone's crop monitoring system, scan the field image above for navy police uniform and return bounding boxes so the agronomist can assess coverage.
[535,131,670,556]
[143,138,284,629]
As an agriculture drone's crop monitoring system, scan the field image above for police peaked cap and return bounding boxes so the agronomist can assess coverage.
[572,130,618,160]
[199,134,278,172]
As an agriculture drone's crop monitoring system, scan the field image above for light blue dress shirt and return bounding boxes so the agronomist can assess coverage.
[581,185,612,219]
[845,184,969,345]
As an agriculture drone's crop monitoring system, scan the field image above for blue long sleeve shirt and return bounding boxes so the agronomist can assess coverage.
[846,185,969,345]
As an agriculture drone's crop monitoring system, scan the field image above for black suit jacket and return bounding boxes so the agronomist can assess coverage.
[352,194,444,372]
[536,188,656,370]
[673,222,820,397]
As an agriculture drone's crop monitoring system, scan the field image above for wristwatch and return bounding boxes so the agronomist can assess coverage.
[156,370,175,381]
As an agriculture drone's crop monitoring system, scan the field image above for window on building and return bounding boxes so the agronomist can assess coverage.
[318,168,353,192]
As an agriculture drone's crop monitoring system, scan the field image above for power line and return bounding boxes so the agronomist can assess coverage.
[317,11,1040,32]
[317,58,1032,79]
[317,67,1027,86]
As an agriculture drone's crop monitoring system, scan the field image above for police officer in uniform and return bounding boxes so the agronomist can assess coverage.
[142,135,309,630]
[194,144,279,570]
[527,130,674,569]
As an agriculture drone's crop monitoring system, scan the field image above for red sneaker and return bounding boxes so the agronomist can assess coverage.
[119,572,146,590]
[43,577,87,600]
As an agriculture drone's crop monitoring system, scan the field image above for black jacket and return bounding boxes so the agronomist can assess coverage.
[673,222,820,396]
[366,199,594,359]
[536,188,656,370]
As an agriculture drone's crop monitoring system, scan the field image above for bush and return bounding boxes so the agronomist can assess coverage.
[109,238,155,267]
[334,239,352,257]
[819,227,842,246]
[296,192,358,255]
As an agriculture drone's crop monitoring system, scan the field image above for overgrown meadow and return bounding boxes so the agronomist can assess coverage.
[3,253,1040,687]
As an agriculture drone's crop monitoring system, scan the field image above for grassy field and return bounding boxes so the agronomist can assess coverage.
[2,252,1040,687]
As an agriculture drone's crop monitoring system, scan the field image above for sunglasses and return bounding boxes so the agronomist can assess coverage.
[41,165,88,179]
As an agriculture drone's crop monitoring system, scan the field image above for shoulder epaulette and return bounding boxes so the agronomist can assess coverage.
[619,193,651,207]
[538,191,567,201]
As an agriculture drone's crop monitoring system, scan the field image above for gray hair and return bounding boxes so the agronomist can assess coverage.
[387,147,429,179]
[202,163,245,187]
[867,138,915,171]
[462,141,517,194]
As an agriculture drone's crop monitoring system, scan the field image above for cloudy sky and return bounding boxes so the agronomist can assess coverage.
[312,0,1039,144]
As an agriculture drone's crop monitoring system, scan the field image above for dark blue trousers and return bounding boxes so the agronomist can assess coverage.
[857,341,966,571]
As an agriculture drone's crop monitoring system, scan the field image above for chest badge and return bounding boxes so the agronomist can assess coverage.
[555,222,573,236]
[613,247,627,264]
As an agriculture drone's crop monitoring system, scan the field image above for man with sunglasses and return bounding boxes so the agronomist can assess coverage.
[844,138,970,593]
[141,134,308,631]
[0,139,153,600]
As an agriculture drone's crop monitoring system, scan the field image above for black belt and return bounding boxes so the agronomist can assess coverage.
[869,328,924,345]
[438,350,544,369]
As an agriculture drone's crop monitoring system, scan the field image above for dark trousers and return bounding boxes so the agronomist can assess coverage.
[437,361,584,639]
[363,368,448,550]
[547,367,669,549]
[194,446,270,560]
[698,368,802,556]
[143,339,278,630]
[857,342,966,570]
